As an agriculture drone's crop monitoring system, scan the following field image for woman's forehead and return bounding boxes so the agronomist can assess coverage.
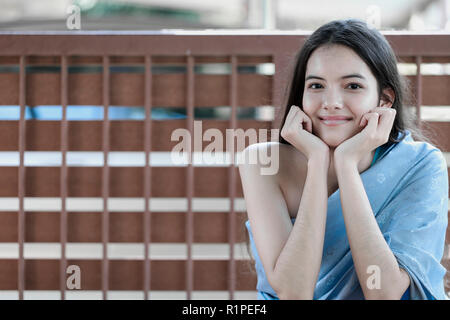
[306,45,373,79]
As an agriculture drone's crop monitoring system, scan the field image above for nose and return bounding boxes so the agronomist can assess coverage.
[322,89,343,110]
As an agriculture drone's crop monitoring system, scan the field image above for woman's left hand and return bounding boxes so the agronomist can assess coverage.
[334,107,396,166]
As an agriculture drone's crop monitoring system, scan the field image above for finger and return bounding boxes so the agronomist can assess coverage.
[376,108,396,133]
[362,112,379,132]
[302,114,313,133]
[285,105,300,128]
[370,108,392,124]
[293,108,312,133]
[360,113,370,127]
[359,116,366,127]
[360,109,380,127]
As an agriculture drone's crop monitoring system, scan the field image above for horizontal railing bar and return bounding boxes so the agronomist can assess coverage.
[0,33,448,56]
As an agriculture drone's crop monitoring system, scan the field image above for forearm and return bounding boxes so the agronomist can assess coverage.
[273,156,329,299]
[335,160,408,299]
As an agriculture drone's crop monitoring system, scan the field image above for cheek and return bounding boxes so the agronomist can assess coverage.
[350,90,379,112]
[302,94,318,114]
[347,91,377,111]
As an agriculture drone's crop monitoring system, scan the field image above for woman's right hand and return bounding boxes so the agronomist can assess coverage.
[280,105,330,162]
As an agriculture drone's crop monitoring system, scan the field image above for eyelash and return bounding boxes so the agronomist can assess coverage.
[308,83,363,90]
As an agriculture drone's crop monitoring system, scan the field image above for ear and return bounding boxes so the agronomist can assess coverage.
[379,87,395,108]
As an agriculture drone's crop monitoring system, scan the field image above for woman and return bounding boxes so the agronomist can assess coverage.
[238,19,448,300]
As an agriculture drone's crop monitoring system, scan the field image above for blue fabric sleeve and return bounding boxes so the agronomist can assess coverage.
[379,149,448,300]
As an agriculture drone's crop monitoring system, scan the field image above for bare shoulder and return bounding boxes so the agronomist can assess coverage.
[239,141,307,219]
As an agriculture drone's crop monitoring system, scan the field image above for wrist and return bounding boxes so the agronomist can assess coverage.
[334,154,358,173]
[308,152,330,171]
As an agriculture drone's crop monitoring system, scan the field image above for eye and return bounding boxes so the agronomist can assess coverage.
[307,83,323,89]
[347,83,363,90]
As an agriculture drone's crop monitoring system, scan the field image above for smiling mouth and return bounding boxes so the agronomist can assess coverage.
[319,117,353,126]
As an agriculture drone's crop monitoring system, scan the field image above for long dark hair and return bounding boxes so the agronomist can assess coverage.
[243,18,434,275]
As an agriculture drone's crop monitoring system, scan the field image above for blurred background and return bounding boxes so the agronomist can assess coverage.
[0,0,449,31]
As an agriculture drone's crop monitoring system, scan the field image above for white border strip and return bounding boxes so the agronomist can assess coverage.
[0,151,246,167]
[1,150,447,167]
[0,243,252,260]
[0,197,246,212]
[420,106,450,122]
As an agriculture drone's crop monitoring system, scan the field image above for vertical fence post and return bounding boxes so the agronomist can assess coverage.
[60,55,69,300]
[415,56,422,128]
[143,55,153,300]
[102,55,110,300]
[186,54,195,300]
[228,55,238,300]
[18,55,26,300]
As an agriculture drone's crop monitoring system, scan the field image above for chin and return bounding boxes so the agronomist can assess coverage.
[324,139,342,148]
[320,134,349,148]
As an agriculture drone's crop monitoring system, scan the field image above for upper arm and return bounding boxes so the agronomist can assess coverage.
[397,267,411,298]
[238,143,295,287]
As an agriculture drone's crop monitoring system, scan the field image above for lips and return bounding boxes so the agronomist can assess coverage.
[319,116,353,120]
[319,115,353,126]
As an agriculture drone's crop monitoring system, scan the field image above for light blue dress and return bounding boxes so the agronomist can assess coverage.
[245,130,448,300]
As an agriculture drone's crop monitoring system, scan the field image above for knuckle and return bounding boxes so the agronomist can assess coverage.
[281,128,292,139]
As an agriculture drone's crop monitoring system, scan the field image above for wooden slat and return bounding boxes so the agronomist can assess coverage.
[143,55,152,299]
[101,55,110,299]
[0,56,19,64]
[0,33,449,57]
[5,73,450,106]
[0,166,244,197]
[4,72,449,107]
[0,259,257,290]
[186,53,195,299]
[0,55,272,66]
[0,73,19,103]
[0,120,274,151]
[18,55,26,300]
[0,120,446,153]
[398,56,450,63]
[0,211,248,243]
[60,55,69,300]
[405,75,450,106]
[7,71,450,107]
[422,121,450,152]
[228,54,238,299]
[2,54,448,66]
[0,73,272,107]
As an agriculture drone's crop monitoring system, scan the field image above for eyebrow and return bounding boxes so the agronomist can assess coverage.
[305,73,366,81]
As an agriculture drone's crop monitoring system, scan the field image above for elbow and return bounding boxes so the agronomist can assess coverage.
[363,286,405,300]
[364,289,405,300]
[364,291,395,300]
[363,270,411,300]
[269,273,314,300]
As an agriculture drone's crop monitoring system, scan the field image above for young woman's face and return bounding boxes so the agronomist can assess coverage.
[302,44,382,148]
